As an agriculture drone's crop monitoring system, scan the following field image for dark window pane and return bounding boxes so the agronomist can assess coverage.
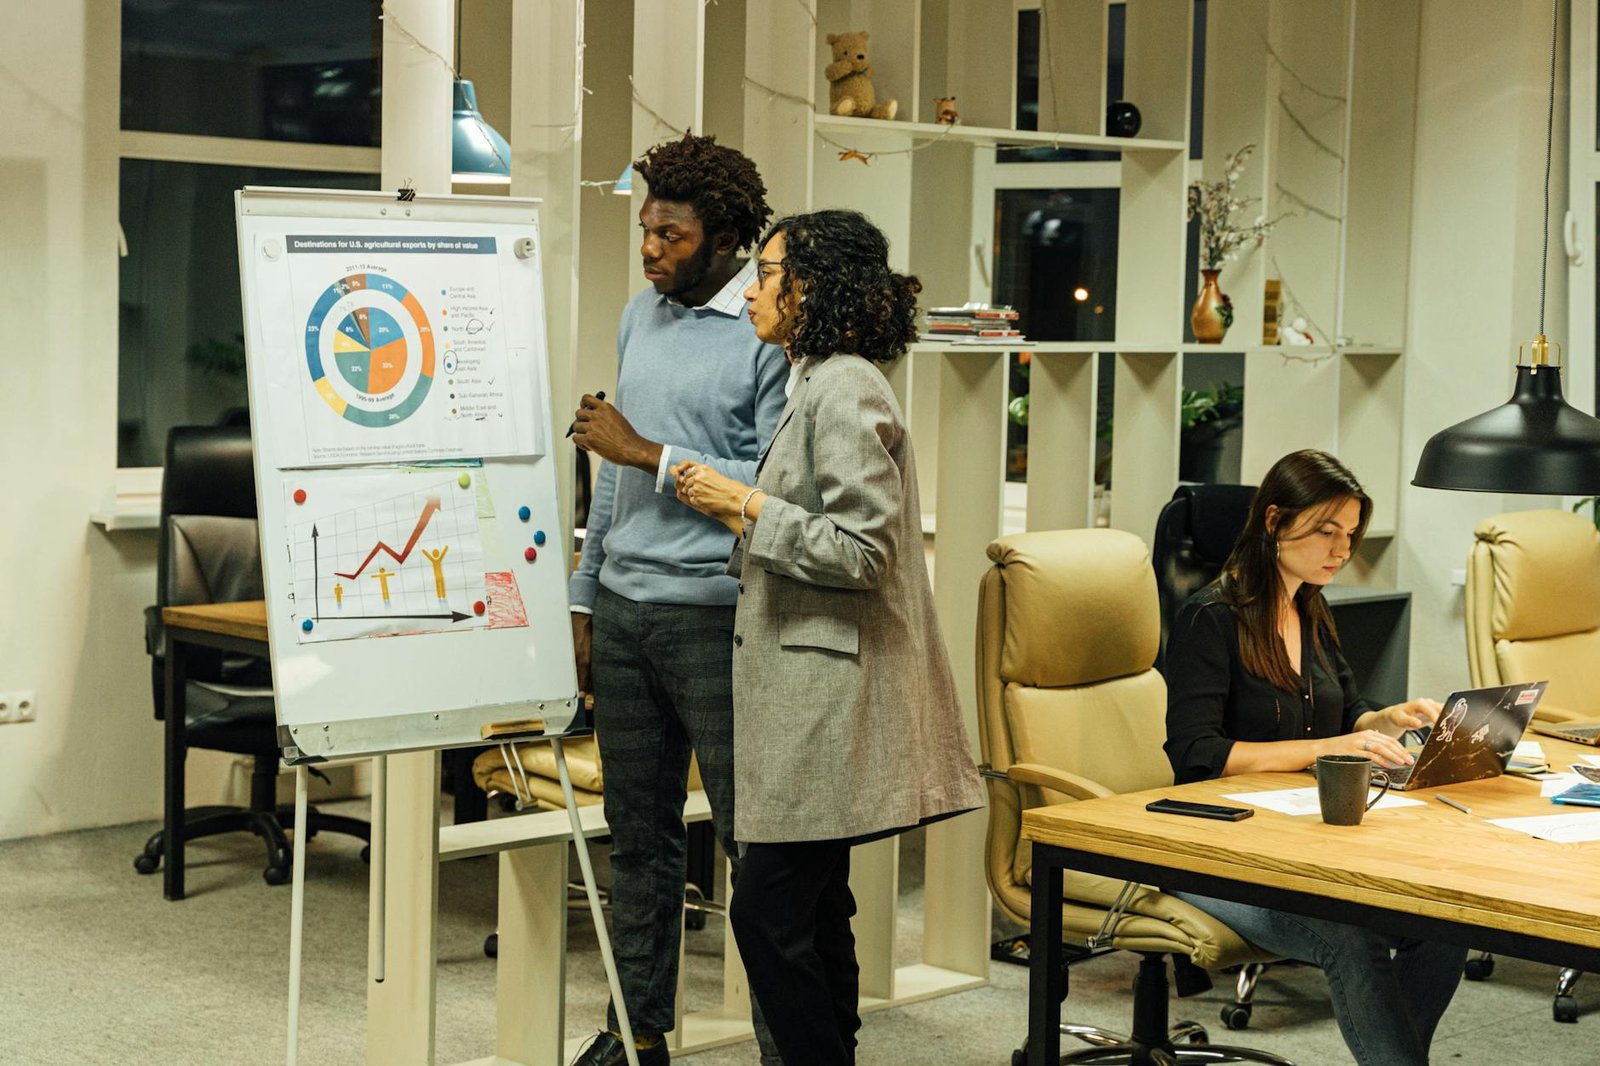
[118,160,380,467]
[1007,1,1206,162]
[122,0,381,146]
[993,188,1119,342]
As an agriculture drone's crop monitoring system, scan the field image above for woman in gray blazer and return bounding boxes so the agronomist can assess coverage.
[671,209,984,1065]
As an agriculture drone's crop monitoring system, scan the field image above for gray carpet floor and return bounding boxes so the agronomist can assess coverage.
[0,801,1594,1066]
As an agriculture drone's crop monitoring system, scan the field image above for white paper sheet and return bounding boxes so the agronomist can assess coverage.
[1222,786,1427,817]
[1578,754,1600,768]
[1487,812,1600,843]
[1515,740,1546,759]
[1541,774,1586,797]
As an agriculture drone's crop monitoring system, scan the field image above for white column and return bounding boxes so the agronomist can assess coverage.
[368,2,452,1063]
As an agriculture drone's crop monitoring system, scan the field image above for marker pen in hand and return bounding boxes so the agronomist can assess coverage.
[566,390,606,438]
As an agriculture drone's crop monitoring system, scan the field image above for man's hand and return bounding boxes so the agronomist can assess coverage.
[572,612,593,697]
[571,394,663,472]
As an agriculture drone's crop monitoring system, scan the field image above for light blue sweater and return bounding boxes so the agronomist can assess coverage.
[570,277,788,609]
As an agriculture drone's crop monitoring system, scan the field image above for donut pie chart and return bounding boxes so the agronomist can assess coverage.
[305,273,436,428]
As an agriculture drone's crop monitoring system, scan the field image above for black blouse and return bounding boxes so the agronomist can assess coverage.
[1163,585,1377,785]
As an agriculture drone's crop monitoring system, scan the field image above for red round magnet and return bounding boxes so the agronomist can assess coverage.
[293,488,307,505]
[473,600,486,616]
[524,546,537,562]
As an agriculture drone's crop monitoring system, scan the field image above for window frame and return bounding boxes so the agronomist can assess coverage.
[114,85,381,491]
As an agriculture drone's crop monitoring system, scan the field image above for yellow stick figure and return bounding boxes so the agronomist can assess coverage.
[421,545,450,602]
[372,566,395,605]
[333,582,345,609]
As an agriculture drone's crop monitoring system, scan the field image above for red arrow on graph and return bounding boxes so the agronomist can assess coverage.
[334,496,443,580]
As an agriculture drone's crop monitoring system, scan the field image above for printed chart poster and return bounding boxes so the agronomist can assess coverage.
[285,471,502,644]
[262,233,537,466]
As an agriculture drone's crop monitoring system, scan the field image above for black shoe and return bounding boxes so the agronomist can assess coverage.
[572,1031,669,1066]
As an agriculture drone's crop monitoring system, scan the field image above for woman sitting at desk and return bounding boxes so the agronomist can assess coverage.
[1164,449,1463,1066]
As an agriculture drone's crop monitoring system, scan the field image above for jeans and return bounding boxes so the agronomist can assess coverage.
[1176,893,1466,1065]
[730,840,860,1066]
[591,586,780,1063]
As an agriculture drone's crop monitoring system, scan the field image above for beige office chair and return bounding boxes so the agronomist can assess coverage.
[1463,509,1597,1020]
[1466,509,1600,724]
[977,529,1290,1064]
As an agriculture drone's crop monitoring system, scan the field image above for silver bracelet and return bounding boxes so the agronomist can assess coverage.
[739,487,761,527]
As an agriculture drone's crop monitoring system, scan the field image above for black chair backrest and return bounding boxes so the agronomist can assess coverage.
[149,426,266,714]
[158,426,260,609]
[1151,483,1257,670]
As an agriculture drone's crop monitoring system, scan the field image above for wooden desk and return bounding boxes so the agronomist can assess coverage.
[1020,740,1600,1065]
[159,601,271,900]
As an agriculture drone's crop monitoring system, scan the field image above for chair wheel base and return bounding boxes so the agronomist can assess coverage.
[1221,1003,1252,1031]
[1554,994,1579,1023]
[263,864,291,886]
[1464,956,1495,981]
[484,933,499,959]
[133,853,160,875]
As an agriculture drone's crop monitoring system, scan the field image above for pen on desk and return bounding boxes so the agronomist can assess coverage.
[566,390,605,438]
[1436,794,1472,815]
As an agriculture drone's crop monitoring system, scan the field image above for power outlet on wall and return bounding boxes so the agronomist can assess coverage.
[0,690,37,724]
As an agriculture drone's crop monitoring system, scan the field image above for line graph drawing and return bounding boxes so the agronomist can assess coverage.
[329,495,443,580]
[287,473,488,643]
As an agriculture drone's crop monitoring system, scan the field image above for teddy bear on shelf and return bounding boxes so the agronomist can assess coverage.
[933,96,958,124]
[825,31,898,120]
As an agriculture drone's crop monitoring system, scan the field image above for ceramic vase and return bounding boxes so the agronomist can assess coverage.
[1190,269,1232,344]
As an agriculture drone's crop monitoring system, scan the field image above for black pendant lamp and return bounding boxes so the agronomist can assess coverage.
[1411,0,1600,495]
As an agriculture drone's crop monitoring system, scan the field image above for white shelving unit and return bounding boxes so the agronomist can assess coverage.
[477,2,1424,1061]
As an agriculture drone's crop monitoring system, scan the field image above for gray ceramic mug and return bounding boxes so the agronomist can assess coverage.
[1316,754,1392,826]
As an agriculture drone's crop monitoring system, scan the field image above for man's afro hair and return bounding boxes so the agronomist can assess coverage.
[633,132,772,252]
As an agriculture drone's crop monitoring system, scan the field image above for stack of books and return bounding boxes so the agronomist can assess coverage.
[923,303,1025,344]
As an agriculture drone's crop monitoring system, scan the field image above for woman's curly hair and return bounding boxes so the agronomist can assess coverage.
[762,210,921,364]
[633,133,772,251]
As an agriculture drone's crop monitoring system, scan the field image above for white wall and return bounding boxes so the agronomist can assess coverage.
[0,3,163,839]
[1398,0,1571,699]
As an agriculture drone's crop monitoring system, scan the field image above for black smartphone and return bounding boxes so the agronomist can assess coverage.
[1145,797,1254,821]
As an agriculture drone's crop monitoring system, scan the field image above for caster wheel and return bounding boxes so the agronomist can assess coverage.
[1221,1003,1252,1031]
[1554,994,1579,1023]
[360,844,371,864]
[1464,956,1495,981]
[484,933,499,959]
[1175,1021,1208,1045]
[133,853,160,875]
[1011,1048,1027,1066]
[264,865,291,886]
[684,884,708,931]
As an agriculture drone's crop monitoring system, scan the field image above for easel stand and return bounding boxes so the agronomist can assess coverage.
[283,737,641,1066]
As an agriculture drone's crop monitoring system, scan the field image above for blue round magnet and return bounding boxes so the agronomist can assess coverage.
[301,619,314,632]
[534,530,547,546]
[518,505,531,521]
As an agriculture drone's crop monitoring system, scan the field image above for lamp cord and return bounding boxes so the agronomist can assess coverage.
[1540,0,1557,336]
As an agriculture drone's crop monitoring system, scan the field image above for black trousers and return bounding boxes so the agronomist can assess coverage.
[730,839,861,1066]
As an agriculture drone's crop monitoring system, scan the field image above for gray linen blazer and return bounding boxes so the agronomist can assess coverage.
[728,353,985,843]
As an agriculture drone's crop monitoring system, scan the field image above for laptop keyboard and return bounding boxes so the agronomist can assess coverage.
[1385,763,1414,786]
[1558,724,1600,740]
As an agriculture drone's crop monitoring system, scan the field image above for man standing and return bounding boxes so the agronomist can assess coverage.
[569,133,787,1066]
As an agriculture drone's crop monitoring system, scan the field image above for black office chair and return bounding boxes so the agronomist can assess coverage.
[1151,483,1285,1030]
[134,425,369,888]
[1151,484,1258,674]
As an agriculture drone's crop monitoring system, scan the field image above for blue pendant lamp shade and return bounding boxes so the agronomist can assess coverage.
[612,163,634,196]
[451,80,511,184]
